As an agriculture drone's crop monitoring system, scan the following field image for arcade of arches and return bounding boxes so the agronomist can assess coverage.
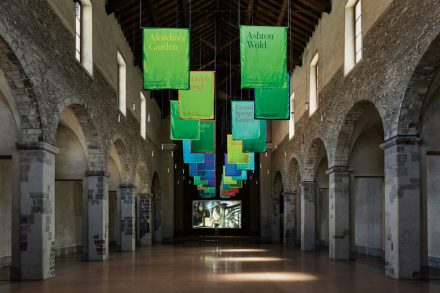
[1,0,440,292]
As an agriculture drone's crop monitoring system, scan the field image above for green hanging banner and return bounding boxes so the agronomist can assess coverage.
[179,71,215,120]
[240,26,288,89]
[170,101,200,140]
[236,153,255,171]
[243,120,267,152]
[227,135,249,164]
[255,73,290,120]
[191,121,215,153]
[194,176,208,186]
[231,101,261,140]
[143,28,190,90]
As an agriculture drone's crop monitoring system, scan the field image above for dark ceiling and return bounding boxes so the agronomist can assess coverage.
[106,0,332,116]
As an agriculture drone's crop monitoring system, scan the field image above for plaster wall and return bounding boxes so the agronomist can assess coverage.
[421,91,440,268]
[55,181,82,250]
[0,160,12,263]
[349,112,385,257]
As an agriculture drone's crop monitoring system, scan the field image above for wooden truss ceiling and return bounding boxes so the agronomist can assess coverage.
[106,0,332,114]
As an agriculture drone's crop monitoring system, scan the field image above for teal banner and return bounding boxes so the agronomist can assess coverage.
[232,101,261,140]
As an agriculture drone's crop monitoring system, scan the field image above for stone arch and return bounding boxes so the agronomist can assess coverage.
[333,100,383,167]
[272,171,283,200]
[57,104,105,172]
[151,172,161,198]
[0,36,42,143]
[287,157,302,193]
[304,137,329,181]
[397,31,440,137]
[109,136,133,183]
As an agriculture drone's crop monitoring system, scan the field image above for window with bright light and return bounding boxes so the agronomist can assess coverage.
[354,0,363,63]
[117,52,127,116]
[140,92,147,139]
[289,92,295,140]
[75,0,93,74]
[309,53,319,115]
[75,2,81,61]
[344,0,362,74]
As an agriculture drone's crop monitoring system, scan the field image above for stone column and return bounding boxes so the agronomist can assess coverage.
[327,166,350,260]
[301,181,316,251]
[284,191,296,245]
[17,142,58,280]
[120,183,135,251]
[87,170,109,261]
[161,143,175,241]
[271,198,280,243]
[380,136,421,279]
[137,193,152,246]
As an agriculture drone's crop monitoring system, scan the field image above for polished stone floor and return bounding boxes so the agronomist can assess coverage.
[2,244,440,293]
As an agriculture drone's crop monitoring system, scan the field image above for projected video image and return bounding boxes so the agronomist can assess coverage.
[192,200,241,229]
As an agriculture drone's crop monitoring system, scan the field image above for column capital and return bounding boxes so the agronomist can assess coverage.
[266,142,275,151]
[120,183,136,189]
[16,142,59,155]
[139,193,153,198]
[380,135,421,150]
[161,143,176,151]
[326,166,350,175]
[86,170,110,177]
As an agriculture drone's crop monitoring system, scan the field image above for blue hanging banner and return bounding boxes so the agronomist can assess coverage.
[196,154,216,171]
[232,170,248,181]
[183,140,205,164]
[224,154,242,176]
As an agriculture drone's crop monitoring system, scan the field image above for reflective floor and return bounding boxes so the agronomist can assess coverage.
[2,244,440,293]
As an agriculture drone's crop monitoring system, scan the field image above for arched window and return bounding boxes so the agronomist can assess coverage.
[117,52,127,116]
[75,0,93,75]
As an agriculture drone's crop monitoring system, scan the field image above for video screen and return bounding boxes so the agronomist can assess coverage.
[192,200,241,229]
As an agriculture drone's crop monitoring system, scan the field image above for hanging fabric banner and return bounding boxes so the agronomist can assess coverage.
[189,163,198,176]
[191,121,215,153]
[204,187,216,194]
[204,180,216,188]
[255,74,290,120]
[232,170,248,181]
[143,28,190,90]
[243,120,267,152]
[224,155,242,176]
[231,101,261,140]
[200,171,215,181]
[194,176,208,186]
[170,101,200,140]
[236,153,255,171]
[183,140,205,163]
[200,192,216,199]
[240,26,288,89]
[196,154,215,171]
[178,71,215,120]
[227,135,249,164]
